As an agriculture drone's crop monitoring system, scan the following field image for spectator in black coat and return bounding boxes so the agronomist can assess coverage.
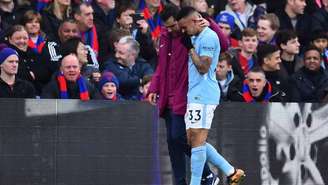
[310,31,328,69]
[92,0,116,30]
[312,0,328,33]
[0,47,36,98]
[275,0,312,50]
[41,53,100,100]
[41,0,71,42]
[291,46,328,102]
[257,44,294,100]
[276,30,303,77]
[61,37,100,83]
[227,66,286,102]
[0,0,30,41]
[38,19,80,84]
[5,25,47,94]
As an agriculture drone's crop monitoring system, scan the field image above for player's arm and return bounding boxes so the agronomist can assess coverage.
[189,48,212,75]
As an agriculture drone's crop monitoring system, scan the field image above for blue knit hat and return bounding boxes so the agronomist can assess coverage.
[215,12,235,30]
[98,72,120,90]
[0,47,18,65]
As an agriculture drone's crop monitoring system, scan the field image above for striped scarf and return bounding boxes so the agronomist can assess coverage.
[242,79,272,103]
[57,72,90,101]
[324,49,328,64]
[139,0,163,40]
[28,34,46,54]
[36,0,52,12]
[239,53,254,75]
[81,26,99,57]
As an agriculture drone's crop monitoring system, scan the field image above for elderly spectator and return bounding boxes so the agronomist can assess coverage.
[0,47,36,98]
[104,36,153,100]
[61,37,100,83]
[106,28,130,60]
[41,53,100,100]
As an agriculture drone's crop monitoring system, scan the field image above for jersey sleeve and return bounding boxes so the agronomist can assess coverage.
[198,33,218,59]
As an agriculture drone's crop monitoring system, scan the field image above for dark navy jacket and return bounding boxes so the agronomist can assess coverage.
[104,58,153,100]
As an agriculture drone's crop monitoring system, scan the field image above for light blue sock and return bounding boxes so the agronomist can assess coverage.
[190,145,206,185]
[206,143,235,176]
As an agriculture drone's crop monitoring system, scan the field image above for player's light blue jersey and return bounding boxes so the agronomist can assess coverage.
[188,27,220,105]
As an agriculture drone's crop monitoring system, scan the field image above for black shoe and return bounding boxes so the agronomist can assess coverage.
[201,173,220,185]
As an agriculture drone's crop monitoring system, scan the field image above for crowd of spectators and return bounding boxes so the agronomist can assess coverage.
[0,0,327,103]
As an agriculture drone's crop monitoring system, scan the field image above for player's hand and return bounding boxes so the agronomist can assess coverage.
[198,17,209,27]
[181,35,193,50]
[148,93,157,105]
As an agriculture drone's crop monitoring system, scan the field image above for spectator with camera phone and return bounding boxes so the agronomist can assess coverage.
[113,2,157,69]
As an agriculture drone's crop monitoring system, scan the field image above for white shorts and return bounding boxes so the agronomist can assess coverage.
[184,103,217,130]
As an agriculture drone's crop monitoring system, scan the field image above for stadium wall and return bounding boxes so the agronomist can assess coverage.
[0,99,327,185]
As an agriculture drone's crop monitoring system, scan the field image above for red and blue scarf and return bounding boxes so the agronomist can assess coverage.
[239,53,254,76]
[139,0,163,40]
[81,26,99,56]
[36,0,52,12]
[242,79,272,103]
[28,35,46,54]
[57,72,90,101]
[324,49,328,64]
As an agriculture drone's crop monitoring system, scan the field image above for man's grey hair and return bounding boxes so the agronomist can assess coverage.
[118,36,140,55]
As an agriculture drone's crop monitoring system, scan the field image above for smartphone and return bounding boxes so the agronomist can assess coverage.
[132,12,144,29]
[132,13,144,22]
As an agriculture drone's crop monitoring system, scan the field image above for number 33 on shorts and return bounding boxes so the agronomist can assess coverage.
[184,103,217,129]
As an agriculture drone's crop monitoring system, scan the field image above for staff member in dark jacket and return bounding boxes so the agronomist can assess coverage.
[0,47,36,98]
[41,53,100,100]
